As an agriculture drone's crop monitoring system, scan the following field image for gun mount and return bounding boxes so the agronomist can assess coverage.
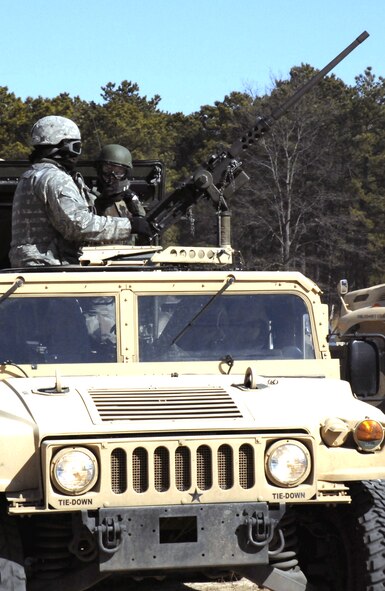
[147,31,369,248]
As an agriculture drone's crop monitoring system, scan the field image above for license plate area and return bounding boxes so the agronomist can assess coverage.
[159,515,197,543]
[96,503,283,572]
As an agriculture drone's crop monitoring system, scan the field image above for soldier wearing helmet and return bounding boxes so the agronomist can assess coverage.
[94,144,149,245]
[9,116,151,267]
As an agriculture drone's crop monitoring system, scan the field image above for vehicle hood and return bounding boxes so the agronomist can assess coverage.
[1,373,383,439]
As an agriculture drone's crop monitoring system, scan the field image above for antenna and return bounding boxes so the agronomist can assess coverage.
[88,108,102,150]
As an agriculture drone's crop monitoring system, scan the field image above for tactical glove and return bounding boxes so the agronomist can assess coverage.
[130,216,152,237]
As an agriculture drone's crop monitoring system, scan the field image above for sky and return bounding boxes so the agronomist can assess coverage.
[0,0,384,115]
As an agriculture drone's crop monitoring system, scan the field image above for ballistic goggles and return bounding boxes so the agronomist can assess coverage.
[101,162,128,180]
[60,139,82,156]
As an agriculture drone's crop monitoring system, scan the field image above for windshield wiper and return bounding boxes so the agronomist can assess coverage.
[171,274,236,345]
[0,360,29,377]
[0,276,25,304]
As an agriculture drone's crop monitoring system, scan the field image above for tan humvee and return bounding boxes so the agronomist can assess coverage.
[1,33,381,590]
[332,278,385,335]
[1,243,385,591]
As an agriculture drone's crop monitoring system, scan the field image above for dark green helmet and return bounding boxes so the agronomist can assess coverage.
[98,144,133,168]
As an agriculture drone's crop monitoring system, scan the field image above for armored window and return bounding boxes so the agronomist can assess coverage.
[0,295,117,364]
[138,293,315,362]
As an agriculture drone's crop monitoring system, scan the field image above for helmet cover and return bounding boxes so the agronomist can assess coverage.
[31,116,81,146]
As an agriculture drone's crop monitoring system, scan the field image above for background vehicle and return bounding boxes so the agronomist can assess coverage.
[331,278,385,409]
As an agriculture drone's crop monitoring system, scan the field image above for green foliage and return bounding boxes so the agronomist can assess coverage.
[2,69,385,300]
[0,87,30,158]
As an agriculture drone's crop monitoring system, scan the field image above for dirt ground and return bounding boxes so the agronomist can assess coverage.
[93,576,263,591]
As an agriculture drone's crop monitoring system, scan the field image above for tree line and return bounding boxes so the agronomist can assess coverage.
[1,65,385,304]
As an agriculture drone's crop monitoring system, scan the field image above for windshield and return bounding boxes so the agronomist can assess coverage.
[138,293,315,362]
[0,296,117,364]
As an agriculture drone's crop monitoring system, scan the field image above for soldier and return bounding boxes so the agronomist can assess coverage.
[94,144,149,245]
[9,116,151,267]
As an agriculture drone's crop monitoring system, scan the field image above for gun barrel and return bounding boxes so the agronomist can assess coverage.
[147,31,369,237]
[272,31,369,120]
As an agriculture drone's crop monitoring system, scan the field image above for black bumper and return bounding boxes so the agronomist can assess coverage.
[80,502,285,573]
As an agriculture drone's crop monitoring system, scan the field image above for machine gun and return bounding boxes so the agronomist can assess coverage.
[147,31,369,246]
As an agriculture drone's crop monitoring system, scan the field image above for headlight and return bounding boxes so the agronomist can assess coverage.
[265,440,311,487]
[51,447,98,495]
[353,419,384,451]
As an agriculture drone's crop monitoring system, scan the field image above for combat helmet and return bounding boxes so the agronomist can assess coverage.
[31,116,81,147]
[98,144,133,169]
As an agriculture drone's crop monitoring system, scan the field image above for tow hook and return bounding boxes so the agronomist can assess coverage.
[97,516,123,554]
[244,510,284,554]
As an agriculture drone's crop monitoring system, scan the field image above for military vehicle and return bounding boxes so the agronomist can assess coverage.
[331,278,385,407]
[1,31,384,591]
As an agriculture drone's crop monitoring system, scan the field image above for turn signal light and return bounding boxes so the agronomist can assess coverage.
[353,420,384,451]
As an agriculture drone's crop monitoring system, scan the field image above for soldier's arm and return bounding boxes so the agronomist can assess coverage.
[41,170,133,244]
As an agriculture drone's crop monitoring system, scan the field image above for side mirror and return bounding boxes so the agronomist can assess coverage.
[347,339,379,397]
[337,279,348,296]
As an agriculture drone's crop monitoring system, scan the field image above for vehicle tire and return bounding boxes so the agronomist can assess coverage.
[0,512,26,591]
[294,479,385,590]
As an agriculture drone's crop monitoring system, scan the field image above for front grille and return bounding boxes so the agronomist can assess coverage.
[197,445,213,490]
[154,446,170,492]
[111,448,127,493]
[110,440,256,495]
[239,443,255,489]
[218,444,233,489]
[88,387,243,421]
[132,447,149,493]
[175,446,191,491]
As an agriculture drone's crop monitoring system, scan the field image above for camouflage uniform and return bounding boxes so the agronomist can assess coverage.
[93,182,146,245]
[9,160,132,267]
[94,144,148,245]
